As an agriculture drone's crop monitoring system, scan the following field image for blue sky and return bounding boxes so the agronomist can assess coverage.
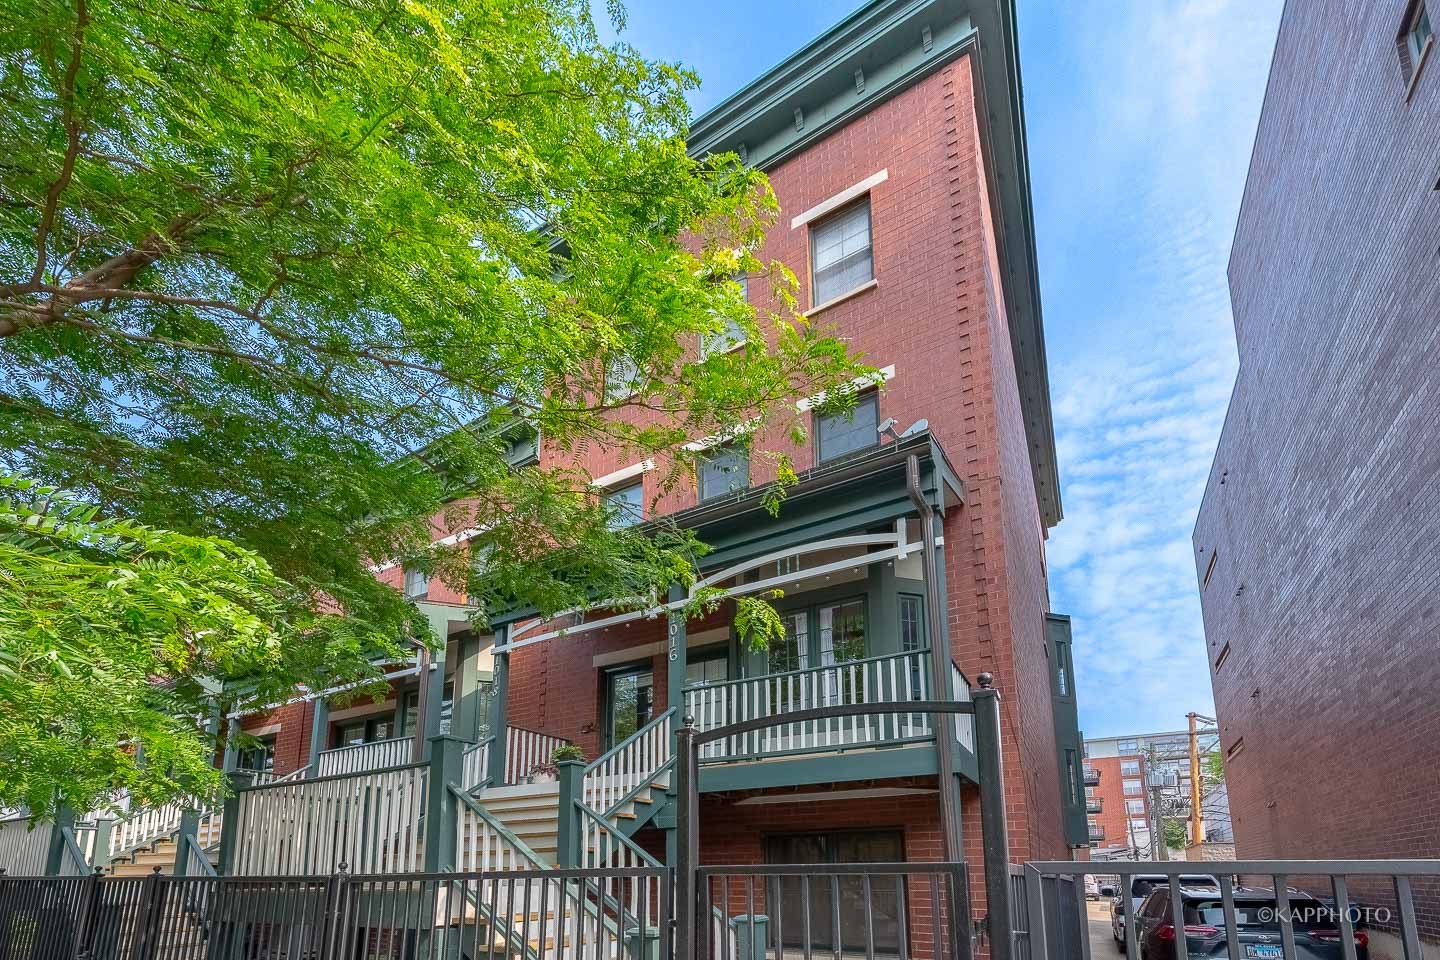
[606,0,1283,737]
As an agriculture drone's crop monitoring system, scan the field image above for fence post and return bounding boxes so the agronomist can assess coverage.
[43,805,76,876]
[74,867,106,960]
[132,866,168,960]
[173,808,200,876]
[973,674,1013,960]
[423,735,463,872]
[555,758,584,868]
[216,769,254,875]
[674,721,698,960]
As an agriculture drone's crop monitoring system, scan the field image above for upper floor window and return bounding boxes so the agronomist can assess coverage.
[604,353,641,402]
[702,276,748,358]
[603,481,644,528]
[1401,0,1433,85]
[811,198,872,305]
[1123,777,1143,797]
[816,390,879,462]
[1121,759,1141,777]
[1117,738,1140,753]
[699,444,749,502]
[404,566,429,600]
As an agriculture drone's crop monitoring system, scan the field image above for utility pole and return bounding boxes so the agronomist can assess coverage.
[1187,712,1204,846]
[1150,779,1168,860]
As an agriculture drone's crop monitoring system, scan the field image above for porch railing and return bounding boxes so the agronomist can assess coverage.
[227,763,428,875]
[505,725,570,784]
[684,648,936,761]
[315,735,415,777]
[0,816,50,876]
[582,707,674,815]
[951,659,975,752]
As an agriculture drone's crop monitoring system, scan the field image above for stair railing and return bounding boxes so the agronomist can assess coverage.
[504,725,570,785]
[581,707,675,816]
[461,734,495,791]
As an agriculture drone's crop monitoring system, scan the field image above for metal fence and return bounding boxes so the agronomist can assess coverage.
[0,866,670,960]
[698,862,973,960]
[1020,860,1440,960]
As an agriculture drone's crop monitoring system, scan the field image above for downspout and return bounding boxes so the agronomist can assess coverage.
[906,453,961,862]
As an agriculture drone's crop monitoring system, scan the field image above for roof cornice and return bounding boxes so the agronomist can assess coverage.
[689,0,1061,526]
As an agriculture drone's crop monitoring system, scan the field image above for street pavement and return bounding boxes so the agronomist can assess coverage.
[1087,899,1119,960]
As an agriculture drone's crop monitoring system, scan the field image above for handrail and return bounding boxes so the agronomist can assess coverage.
[582,707,674,815]
[315,736,414,776]
[682,647,932,691]
[451,786,550,870]
[58,826,92,876]
[234,759,426,791]
[574,800,662,869]
[461,735,496,792]
[182,834,217,877]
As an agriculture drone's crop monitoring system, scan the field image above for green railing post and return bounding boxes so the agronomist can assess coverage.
[488,626,510,784]
[217,768,254,875]
[555,758,584,868]
[173,809,200,875]
[974,673,1013,960]
[43,805,75,876]
[308,697,330,774]
[423,734,464,872]
[91,816,115,873]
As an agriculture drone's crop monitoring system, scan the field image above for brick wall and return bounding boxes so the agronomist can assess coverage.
[1194,0,1440,935]
[1084,755,1148,854]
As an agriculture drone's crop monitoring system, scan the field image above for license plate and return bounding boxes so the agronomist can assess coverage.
[1245,945,1283,958]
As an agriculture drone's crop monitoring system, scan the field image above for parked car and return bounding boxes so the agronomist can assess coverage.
[1087,878,1102,899]
[1112,875,1221,944]
[1130,884,1369,960]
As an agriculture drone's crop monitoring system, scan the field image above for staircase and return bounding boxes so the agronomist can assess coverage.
[469,782,562,865]
[107,814,222,877]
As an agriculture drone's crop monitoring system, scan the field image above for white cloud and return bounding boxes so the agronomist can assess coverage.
[1030,0,1285,736]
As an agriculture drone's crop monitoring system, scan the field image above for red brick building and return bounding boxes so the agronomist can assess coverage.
[228,0,1086,897]
[1080,750,1150,857]
[1194,0,1439,934]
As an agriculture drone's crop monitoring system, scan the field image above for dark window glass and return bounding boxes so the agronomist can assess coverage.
[685,647,729,686]
[699,444,749,501]
[811,199,873,304]
[764,830,903,953]
[238,736,276,773]
[605,667,654,748]
[816,392,879,462]
[1410,2,1433,63]
[604,482,644,528]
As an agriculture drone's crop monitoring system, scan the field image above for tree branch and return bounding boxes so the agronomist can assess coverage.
[29,0,89,288]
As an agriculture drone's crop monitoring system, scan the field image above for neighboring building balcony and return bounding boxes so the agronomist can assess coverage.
[1083,767,1100,786]
[1086,797,1102,814]
[1088,825,1105,842]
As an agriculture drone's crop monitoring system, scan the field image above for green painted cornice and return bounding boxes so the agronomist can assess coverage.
[689,0,1061,527]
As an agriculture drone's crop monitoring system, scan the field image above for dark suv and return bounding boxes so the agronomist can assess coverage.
[1133,885,1369,960]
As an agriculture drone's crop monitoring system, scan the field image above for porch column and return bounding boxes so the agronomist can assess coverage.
[452,633,485,742]
[487,624,510,784]
[666,583,688,732]
[307,697,329,772]
[420,643,447,761]
[974,673,1013,960]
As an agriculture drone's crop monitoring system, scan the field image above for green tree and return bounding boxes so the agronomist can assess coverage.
[1162,817,1188,851]
[0,0,871,811]
[0,476,412,816]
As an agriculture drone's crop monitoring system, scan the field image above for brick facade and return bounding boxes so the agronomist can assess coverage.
[1082,755,1148,854]
[1194,0,1440,934]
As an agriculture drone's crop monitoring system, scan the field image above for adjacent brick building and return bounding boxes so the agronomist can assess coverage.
[229,0,1086,897]
[1194,0,1439,933]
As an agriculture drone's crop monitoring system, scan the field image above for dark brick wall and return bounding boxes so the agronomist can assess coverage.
[1194,0,1440,933]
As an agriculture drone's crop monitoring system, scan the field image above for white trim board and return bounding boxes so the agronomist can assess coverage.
[789,169,888,229]
[591,459,656,489]
[796,364,895,412]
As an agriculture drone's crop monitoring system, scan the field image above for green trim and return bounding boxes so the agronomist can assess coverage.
[698,743,936,791]
[688,0,1059,525]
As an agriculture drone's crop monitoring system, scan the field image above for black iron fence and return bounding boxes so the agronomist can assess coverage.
[0,866,669,960]
[698,863,973,960]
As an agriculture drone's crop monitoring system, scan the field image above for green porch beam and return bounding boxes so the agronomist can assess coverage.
[696,744,936,792]
[487,624,510,785]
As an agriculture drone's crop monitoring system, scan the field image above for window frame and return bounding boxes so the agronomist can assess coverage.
[815,390,880,464]
[1399,0,1434,90]
[698,443,751,502]
[403,566,429,600]
[602,662,655,750]
[603,480,645,529]
[808,197,874,307]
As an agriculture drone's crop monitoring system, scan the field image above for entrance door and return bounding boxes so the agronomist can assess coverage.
[763,830,905,954]
[604,666,654,749]
[764,600,868,753]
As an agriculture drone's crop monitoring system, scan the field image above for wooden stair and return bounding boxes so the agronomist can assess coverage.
[607,769,670,838]
[471,782,561,865]
[108,815,222,877]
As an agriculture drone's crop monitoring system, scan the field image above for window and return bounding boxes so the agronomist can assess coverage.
[1085,786,1097,799]
[403,567,428,600]
[238,735,276,773]
[685,647,730,686]
[1116,738,1140,753]
[1202,550,1218,589]
[810,198,873,304]
[702,276,748,358]
[1401,0,1433,84]
[699,444,749,501]
[1121,759,1141,777]
[899,594,925,696]
[334,713,398,748]
[604,481,644,528]
[399,682,456,737]
[604,666,653,748]
[1123,778,1143,797]
[1215,641,1232,670]
[816,391,879,462]
[1125,799,1145,815]
[764,831,903,954]
[604,353,641,401]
